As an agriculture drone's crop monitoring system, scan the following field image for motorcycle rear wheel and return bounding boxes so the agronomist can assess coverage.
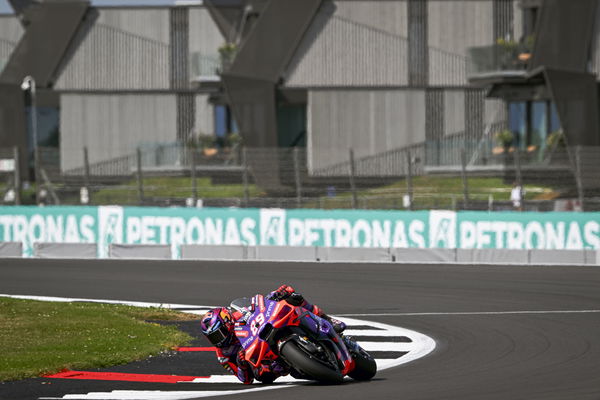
[280,340,344,384]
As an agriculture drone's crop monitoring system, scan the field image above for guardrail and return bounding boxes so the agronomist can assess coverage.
[1,241,597,265]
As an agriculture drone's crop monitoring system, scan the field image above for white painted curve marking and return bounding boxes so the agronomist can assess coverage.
[0,295,436,400]
[39,385,290,399]
[337,310,600,316]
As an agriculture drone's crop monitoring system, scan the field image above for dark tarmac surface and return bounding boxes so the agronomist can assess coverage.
[1,258,599,400]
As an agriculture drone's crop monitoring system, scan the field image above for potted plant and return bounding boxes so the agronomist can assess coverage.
[495,129,514,151]
[218,42,237,71]
[546,130,566,148]
[226,133,243,149]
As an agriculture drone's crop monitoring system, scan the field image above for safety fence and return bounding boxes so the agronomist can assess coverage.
[0,143,599,211]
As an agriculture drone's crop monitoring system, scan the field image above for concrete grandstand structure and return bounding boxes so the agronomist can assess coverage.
[0,0,599,191]
[0,0,224,176]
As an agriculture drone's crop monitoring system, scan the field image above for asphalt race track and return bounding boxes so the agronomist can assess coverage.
[1,258,599,400]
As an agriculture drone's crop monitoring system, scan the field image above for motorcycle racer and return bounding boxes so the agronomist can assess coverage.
[200,285,346,384]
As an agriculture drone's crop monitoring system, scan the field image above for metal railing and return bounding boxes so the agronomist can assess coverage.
[467,42,532,77]
[1,143,599,212]
[189,52,221,77]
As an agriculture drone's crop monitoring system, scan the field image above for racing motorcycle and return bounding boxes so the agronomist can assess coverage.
[230,294,377,384]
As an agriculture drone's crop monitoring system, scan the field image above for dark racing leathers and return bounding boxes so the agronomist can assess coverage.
[214,291,324,384]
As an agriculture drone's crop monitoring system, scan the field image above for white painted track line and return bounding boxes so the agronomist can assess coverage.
[0,294,213,312]
[358,342,412,352]
[343,329,411,337]
[39,385,290,399]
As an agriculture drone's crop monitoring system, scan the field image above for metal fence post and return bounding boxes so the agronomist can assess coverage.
[12,146,21,205]
[293,147,302,208]
[460,149,469,209]
[406,149,413,210]
[574,145,585,211]
[514,149,523,209]
[136,148,144,205]
[34,146,40,204]
[242,146,249,207]
[191,147,198,204]
[514,148,522,185]
[349,148,358,209]
[83,146,91,204]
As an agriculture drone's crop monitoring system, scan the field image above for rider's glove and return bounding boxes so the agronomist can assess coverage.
[286,292,305,306]
[236,350,249,370]
[272,285,296,301]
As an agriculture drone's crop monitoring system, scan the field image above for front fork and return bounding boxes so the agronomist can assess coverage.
[296,310,355,374]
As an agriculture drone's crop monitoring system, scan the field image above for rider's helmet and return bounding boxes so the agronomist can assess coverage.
[201,307,235,347]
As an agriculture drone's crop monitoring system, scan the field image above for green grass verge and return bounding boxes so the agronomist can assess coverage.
[92,177,264,205]
[308,176,555,209]
[0,297,198,382]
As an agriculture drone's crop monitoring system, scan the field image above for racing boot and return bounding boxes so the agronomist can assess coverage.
[342,335,361,354]
[321,313,347,334]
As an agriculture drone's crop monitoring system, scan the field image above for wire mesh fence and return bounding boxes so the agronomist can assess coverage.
[1,143,599,211]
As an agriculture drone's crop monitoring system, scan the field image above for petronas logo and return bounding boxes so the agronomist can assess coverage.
[98,206,124,257]
[260,209,286,245]
[429,211,456,248]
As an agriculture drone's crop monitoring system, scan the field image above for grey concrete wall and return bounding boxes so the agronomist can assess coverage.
[34,243,97,259]
[194,93,215,136]
[318,247,391,262]
[394,248,456,263]
[189,7,223,76]
[0,241,22,257]
[585,249,599,265]
[2,241,598,264]
[529,249,587,265]
[428,0,494,86]
[0,15,24,65]
[284,1,409,87]
[308,89,426,175]
[60,94,178,172]
[54,8,171,90]
[0,15,24,42]
[457,248,530,264]
[253,246,318,261]
[180,245,246,260]
[109,244,171,259]
[444,90,466,136]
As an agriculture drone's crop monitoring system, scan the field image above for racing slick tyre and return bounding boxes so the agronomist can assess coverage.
[280,340,344,384]
[347,346,377,381]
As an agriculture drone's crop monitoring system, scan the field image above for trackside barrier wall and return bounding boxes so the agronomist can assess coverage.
[0,241,22,257]
[394,248,456,263]
[109,244,171,259]
[252,246,318,261]
[456,249,530,264]
[34,243,97,259]
[170,245,600,265]
[0,207,599,263]
[318,247,391,262]
[1,242,599,264]
[585,250,599,264]
[529,249,587,265]
[180,244,246,260]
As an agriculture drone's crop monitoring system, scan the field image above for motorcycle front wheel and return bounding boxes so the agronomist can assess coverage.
[280,340,344,384]
[347,346,377,381]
